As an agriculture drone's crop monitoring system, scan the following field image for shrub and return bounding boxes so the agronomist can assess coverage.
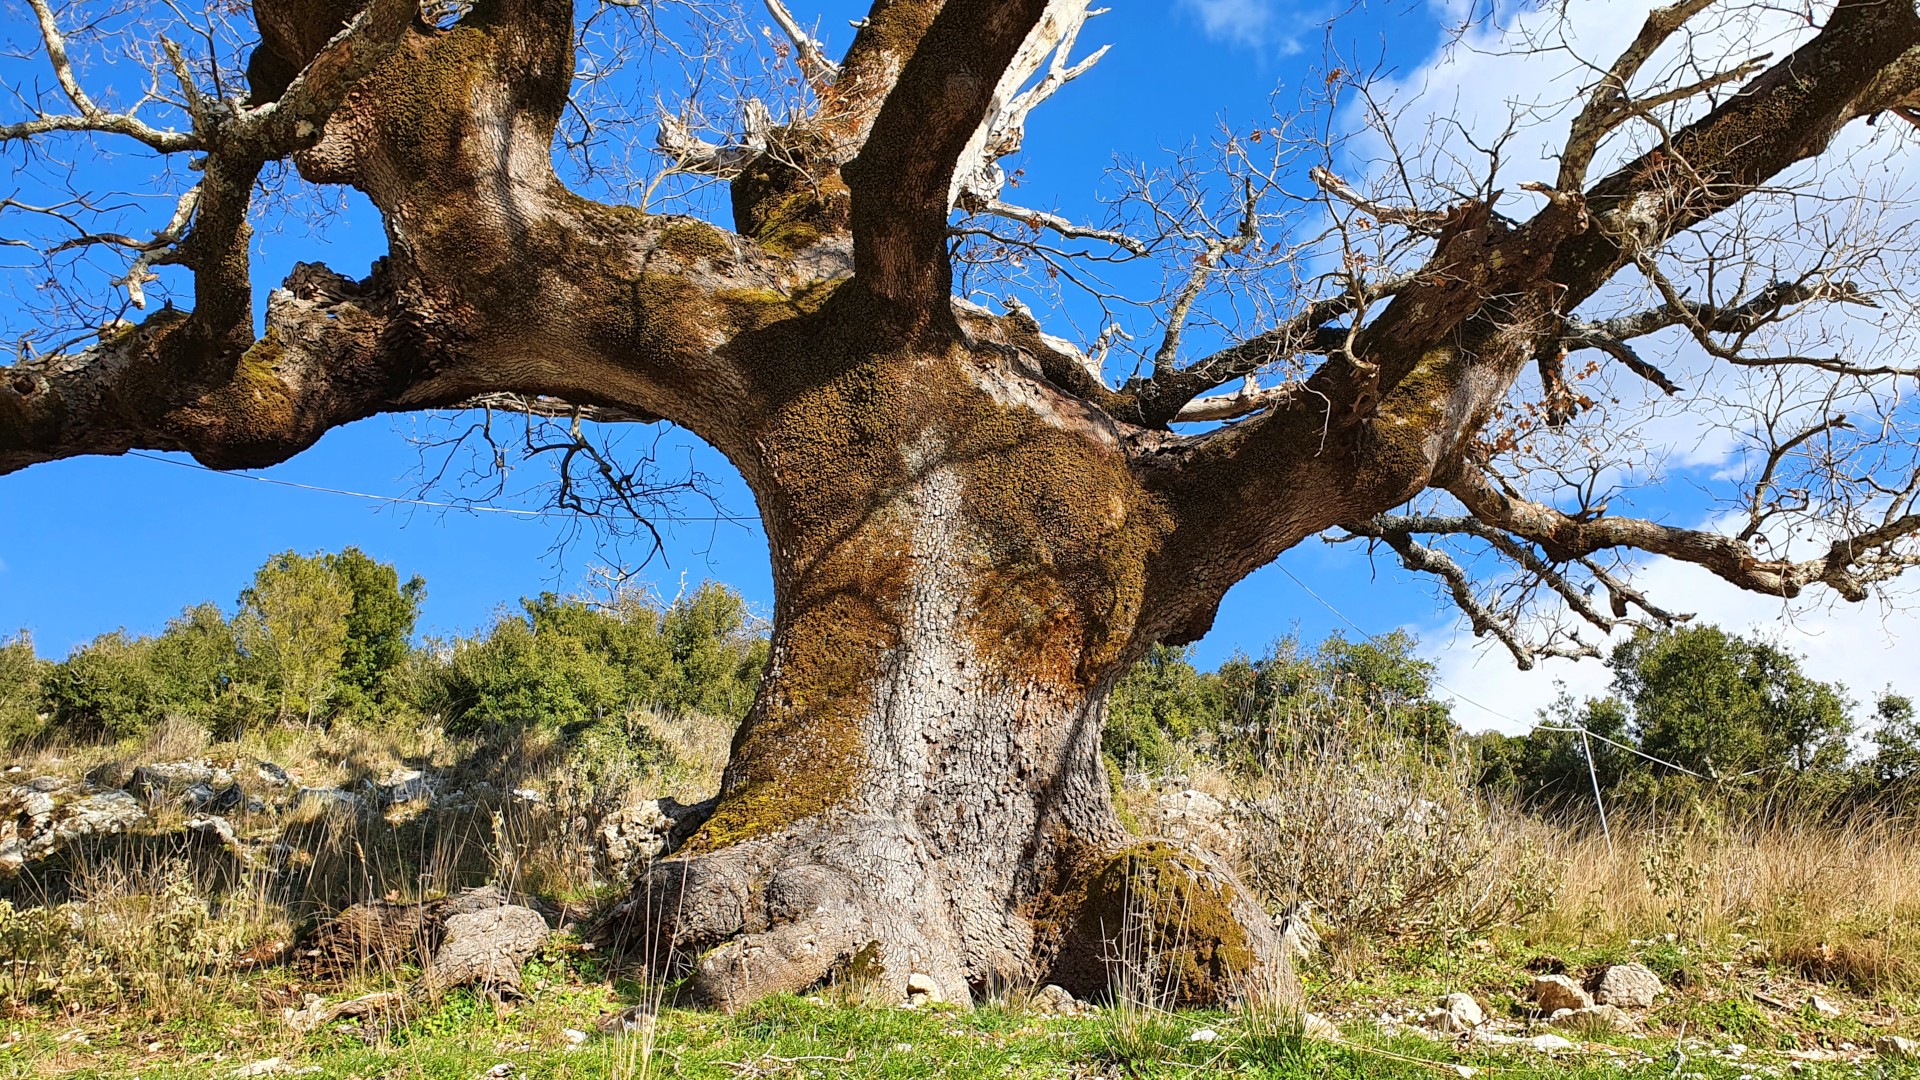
[0,631,45,747]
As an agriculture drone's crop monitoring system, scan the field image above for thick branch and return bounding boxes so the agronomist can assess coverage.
[842,0,1057,320]
[1445,465,1920,603]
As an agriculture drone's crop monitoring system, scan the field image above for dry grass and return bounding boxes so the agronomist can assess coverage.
[1515,809,1920,992]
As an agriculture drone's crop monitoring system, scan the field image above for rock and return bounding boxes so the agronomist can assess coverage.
[426,903,549,996]
[1526,1033,1577,1053]
[376,768,435,806]
[562,1028,588,1048]
[1301,1013,1342,1041]
[63,789,146,840]
[1592,962,1662,1010]
[1553,1004,1635,1033]
[23,775,65,793]
[1426,992,1484,1032]
[1877,1036,1920,1061]
[1529,974,1593,1014]
[1187,1028,1220,1043]
[511,787,544,804]
[188,813,239,846]
[904,971,943,1003]
[1808,994,1841,1019]
[0,784,146,874]
[130,761,215,803]
[597,797,713,877]
[1031,983,1087,1016]
[232,1057,286,1077]
[255,761,291,786]
[294,786,360,811]
[1275,901,1322,962]
[596,1004,657,1034]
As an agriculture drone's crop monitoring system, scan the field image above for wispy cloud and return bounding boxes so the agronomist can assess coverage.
[1178,0,1311,55]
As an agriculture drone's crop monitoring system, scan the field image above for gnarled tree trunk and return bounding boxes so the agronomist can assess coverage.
[608,313,1287,1007]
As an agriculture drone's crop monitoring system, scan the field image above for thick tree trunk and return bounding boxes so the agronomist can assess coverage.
[605,310,1288,1009]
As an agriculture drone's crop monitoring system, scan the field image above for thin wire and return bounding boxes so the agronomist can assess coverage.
[1276,560,1744,787]
[125,450,757,523]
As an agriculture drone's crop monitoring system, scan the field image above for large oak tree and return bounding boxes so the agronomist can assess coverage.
[5,0,1920,1009]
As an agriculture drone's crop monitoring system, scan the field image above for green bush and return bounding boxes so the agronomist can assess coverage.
[423,582,766,736]
[0,631,46,747]
[1106,644,1221,774]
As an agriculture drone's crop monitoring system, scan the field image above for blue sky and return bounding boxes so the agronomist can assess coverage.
[3,0,1913,733]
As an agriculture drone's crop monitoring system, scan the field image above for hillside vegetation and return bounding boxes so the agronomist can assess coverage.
[2,549,1917,1078]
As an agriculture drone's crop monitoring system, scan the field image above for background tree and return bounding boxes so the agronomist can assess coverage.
[236,552,355,725]
[1612,626,1853,789]
[0,632,45,745]
[323,547,427,721]
[1870,691,1920,792]
[6,0,1920,1007]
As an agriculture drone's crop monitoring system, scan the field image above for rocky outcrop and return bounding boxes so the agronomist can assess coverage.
[299,885,549,996]
[0,779,146,874]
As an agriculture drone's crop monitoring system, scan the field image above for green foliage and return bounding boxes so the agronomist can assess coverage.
[0,631,46,746]
[322,547,426,721]
[1216,631,1456,769]
[426,582,766,737]
[1870,690,1920,789]
[1614,626,1853,784]
[1484,626,1868,813]
[236,551,356,724]
[1106,644,1222,773]
[42,630,167,740]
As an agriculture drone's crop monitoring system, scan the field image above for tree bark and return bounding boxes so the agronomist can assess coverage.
[605,310,1288,1007]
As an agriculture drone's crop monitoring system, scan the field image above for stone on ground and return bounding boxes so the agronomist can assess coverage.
[1591,962,1662,1009]
[1552,1003,1636,1033]
[1529,973,1593,1013]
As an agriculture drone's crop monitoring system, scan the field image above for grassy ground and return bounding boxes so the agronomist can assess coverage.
[2,925,1916,1079]
[6,718,1920,1078]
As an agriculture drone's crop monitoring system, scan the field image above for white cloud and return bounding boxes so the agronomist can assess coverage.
[1178,0,1314,54]
[1368,1,1920,735]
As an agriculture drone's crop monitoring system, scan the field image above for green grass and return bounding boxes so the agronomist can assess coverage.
[5,988,1915,1080]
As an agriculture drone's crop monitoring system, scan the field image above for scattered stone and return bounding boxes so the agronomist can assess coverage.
[130,761,221,803]
[255,761,291,786]
[1188,1028,1220,1043]
[1425,992,1484,1032]
[1592,963,1662,1010]
[561,1028,588,1048]
[1527,1033,1577,1053]
[1453,1067,1479,1079]
[232,1057,286,1077]
[511,787,544,804]
[376,769,435,806]
[1275,901,1322,961]
[1808,994,1841,1019]
[1877,1036,1920,1061]
[1553,1004,1636,1033]
[904,972,943,1004]
[187,813,240,850]
[293,786,359,811]
[1529,974,1593,1014]
[597,1004,657,1034]
[1301,1013,1341,1041]
[1031,983,1088,1016]
[598,797,712,877]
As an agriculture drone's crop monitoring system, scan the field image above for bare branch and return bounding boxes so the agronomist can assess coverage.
[764,0,839,94]
[1308,165,1445,235]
